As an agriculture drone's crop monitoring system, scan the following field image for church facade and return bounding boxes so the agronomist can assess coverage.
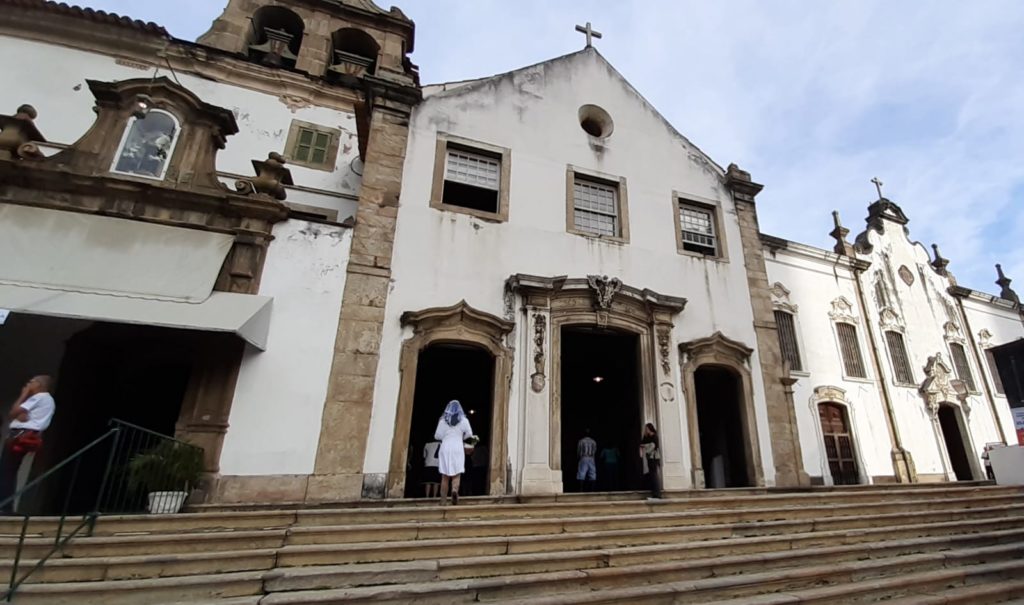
[0,0,1020,504]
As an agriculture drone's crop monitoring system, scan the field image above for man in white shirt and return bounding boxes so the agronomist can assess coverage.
[576,429,598,493]
[422,439,441,498]
[1,375,56,512]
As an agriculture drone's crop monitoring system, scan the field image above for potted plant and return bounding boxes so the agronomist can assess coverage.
[127,440,204,514]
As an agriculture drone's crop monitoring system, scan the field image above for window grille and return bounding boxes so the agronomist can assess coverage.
[836,323,867,378]
[573,177,618,237]
[885,331,914,384]
[774,310,802,372]
[985,349,1006,395]
[445,149,500,191]
[293,128,333,166]
[678,203,717,255]
[949,343,977,392]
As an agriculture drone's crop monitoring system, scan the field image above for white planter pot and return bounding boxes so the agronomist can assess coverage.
[147,491,188,514]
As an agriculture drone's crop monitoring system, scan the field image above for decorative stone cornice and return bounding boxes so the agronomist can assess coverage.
[506,274,687,316]
[400,300,514,346]
[723,163,764,202]
[678,331,754,366]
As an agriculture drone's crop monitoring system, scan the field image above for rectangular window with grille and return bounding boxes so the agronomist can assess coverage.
[572,176,619,237]
[836,323,867,378]
[678,202,718,256]
[774,310,802,372]
[949,343,977,392]
[985,349,1006,395]
[442,147,501,214]
[885,331,914,384]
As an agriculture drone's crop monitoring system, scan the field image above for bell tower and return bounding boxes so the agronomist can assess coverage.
[198,0,416,84]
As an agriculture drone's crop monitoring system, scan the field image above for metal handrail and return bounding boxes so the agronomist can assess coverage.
[1,419,203,601]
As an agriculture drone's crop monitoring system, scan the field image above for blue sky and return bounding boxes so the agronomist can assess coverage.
[77,1,1024,295]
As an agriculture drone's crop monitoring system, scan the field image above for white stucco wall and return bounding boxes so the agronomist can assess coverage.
[764,247,894,483]
[365,50,773,488]
[220,219,351,476]
[960,295,1024,444]
[0,35,361,217]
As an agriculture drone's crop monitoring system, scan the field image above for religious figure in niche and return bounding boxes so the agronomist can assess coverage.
[114,111,178,178]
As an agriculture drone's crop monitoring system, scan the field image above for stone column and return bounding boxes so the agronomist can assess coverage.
[725,164,810,487]
[519,303,561,495]
[654,321,688,490]
[309,101,411,501]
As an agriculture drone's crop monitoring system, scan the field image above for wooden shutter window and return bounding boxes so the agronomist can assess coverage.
[885,331,914,384]
[774,310,802,372]
[836,323,867,378]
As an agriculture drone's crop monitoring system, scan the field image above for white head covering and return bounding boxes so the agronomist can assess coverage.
[442,400,464,427]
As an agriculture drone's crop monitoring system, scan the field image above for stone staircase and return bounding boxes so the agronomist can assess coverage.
[2,483,1023,604]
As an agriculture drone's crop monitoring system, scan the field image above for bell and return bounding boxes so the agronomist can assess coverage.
[327,50,374,78]
[249,28,298,67]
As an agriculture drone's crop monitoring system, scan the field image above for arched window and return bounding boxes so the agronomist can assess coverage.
[327,28,380,78]
[111,110,180,180]
[248,6,304,67]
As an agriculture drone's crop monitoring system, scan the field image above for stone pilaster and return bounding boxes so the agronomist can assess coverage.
[309,103,411,501]
[725,164,809,488]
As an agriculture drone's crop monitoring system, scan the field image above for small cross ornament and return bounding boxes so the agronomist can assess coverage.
[871,177,884,200]
[575,22,602,48]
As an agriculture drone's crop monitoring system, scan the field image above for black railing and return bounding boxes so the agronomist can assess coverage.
[0,419,204,601]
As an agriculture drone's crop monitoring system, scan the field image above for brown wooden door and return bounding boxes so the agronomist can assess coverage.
[819,403,859,485]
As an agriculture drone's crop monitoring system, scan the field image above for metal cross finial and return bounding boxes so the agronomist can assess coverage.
[871,177,884,200]
[575,22,602,48]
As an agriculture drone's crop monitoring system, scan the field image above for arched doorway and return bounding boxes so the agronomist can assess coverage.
[559,326,643,492]
[694,365,753,488]
[403,343,494,498]
[938,404,974,481]
[818,402,859,485]
[386,301,514,499]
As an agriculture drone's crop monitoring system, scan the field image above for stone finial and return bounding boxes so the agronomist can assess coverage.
[723,163,764,201]
[829,210,855,256]
[0,104,46,161]
[236,152,293,200]
[995,264,1019,304]
[931,244,950,276]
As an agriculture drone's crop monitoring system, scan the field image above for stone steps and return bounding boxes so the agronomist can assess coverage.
[1,484,1021,603]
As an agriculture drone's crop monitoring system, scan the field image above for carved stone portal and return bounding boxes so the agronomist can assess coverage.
[919,353,969,417]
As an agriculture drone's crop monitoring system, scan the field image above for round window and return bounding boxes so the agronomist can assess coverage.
[578,104,614,139]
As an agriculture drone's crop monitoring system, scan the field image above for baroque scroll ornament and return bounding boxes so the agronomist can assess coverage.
[530,314,547,393]
[587,274,623,310]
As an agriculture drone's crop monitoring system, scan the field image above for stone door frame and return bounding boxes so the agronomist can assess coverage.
[506,274,686,494]
[385,300,514,498]
[679,332,765,488]
[919,353,983,481]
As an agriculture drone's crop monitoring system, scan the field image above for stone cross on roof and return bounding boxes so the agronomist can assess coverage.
[575,22,602,48]
[871,177,884,200]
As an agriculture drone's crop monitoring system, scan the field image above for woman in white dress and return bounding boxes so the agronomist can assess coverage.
[434,400,473,505]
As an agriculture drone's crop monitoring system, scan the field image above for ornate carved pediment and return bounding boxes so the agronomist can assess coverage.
[919,353,969,416]
[811,385,849,404]
[943,321,964,343]
[506,274,686,321]
[978,329,993,348]
[879,307,904,331]
[828,296,856,323]
[771,282,797,313]
[401,300,514,351]
[679,331,754,367]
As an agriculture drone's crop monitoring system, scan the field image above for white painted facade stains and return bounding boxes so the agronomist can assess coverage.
[221,220,351,476]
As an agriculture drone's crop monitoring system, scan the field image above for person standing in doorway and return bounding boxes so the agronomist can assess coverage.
[598,443,621,491]
[435,400,473,505]
[576,428,597,492]
[640,422,662,499]
[0,376,56,513]
[422,438,441,498]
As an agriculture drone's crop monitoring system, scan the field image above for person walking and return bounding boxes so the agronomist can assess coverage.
[576,428,597,492]
[598,443,621,491]
[640,422,662,499]
[422,438,441,498]
[434,400,473,505]
[0,376,56,513]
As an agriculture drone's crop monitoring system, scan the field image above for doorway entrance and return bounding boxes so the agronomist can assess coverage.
[818,402,859,485]
[694,365,751,488]
[403,343,494,498]
[559,327,643,492]
[938,404,973,481]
